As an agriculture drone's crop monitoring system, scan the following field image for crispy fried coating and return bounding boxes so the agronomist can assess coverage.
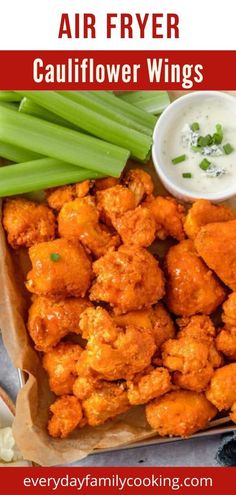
[26,238,92,297]
[230,402,236,423]
[114,303,175,349]
[206,364,236,410]
[162,337,210,374]
[46,181,92,211]
[165,240,226,316]
[48,395,83,438]
[82,381,130,426]
[177,315,223,369]
[96,185,136,226]
[216,327,236,360]
[90,245,165,314]
[94,177,119,191]
[150,303,175,348]
[173,364,214,393]
[3,198,56,249]
[58,197,119,258]
[112,206,156,247]
[144,195,186,241]
[27,296,91,352]
[184,199,236,240]
[43,342,83,395]
[122,168,154,206]
[79,307,156,380]
[195,220,236,291]
[127,366,171,405]
[222,293,236,328]
[146,390,217,437]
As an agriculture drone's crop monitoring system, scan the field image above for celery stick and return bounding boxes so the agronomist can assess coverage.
[15,91,152,162]
[0,106,129,176]
[0,101,19,111]
[90,91,156,130]
[0,91,22,102]
[118,91,170,115]
[0,141,42,163]
[59,91,153,136]
[19,97,80,131]
[0,158,104,197]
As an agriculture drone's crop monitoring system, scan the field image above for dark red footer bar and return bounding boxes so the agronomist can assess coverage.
[0,50,236,89]
[0,467,235,495]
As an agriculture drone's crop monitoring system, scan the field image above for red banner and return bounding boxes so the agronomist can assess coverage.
[0,50,236,90]
[0,467,235,495]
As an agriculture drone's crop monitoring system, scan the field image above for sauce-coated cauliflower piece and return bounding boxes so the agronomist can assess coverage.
[90,245,165,314]
[164,240,226,316]
[3,198,56,249]
[48,396,84,438]
[127,366,171,405]
[43,342,83,395]
[184,199,235,239]
[146,390,217,437]
[206,364,236,411]
[26,238,92,297]
[144,195,186,241]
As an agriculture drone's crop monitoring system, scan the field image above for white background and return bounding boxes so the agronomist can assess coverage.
[0,0,236,50]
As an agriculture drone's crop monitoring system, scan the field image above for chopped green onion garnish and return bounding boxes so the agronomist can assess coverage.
[182,173,192,178]
[172,154,187,165]
[199,158,211,171]
[213,133,223,145]
[223,143,234,155]
[216,124,223,138]
[198,135,213,147]
[191,122,200,132]
[50,253,61,262]
[191,145,202,153]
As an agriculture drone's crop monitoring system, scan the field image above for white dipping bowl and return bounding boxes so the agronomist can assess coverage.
[152,91,236,202]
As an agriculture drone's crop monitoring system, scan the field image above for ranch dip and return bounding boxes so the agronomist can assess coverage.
[161,96,236,194]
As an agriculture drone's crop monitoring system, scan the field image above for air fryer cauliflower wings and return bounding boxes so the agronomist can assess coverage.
[3,166,236,441]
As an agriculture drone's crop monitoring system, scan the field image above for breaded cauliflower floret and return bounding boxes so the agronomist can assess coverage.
[46,180,92,210]
[3,198,56,249]
[127,366,171,405]
[96,185,136,226]
[146,390,217,437]
[82,381,130,427]
[165,240,226,316]
[122,168,154,205]
[48,395,83,438]
[114,303,175,350]
[195,220,236,291]
[79,307,156,380]
[43,342,83,395]
[112,206,156,247]
[216,326,236,360]
[173,364,214,393]
[27,296,91,352]
[58,197,119,258]
[177,315,223,369]
[144,195,186,241]
[222,293,236,328]
[90,245,165,314]
[26,238,92,297]
[206,363,236,411]
[162,337,210,374]
[184,199,235,239]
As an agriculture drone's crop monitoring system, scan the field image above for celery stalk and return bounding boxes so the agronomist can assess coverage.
[59,91,153,136]
[117,91,170,115]
[0,158,104,197]
[0,106,129,177]
[15,91,152,162]
[19,97,81,131]
[90,91,157,129]
[0,141,42,163]
[0,91,22,102]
